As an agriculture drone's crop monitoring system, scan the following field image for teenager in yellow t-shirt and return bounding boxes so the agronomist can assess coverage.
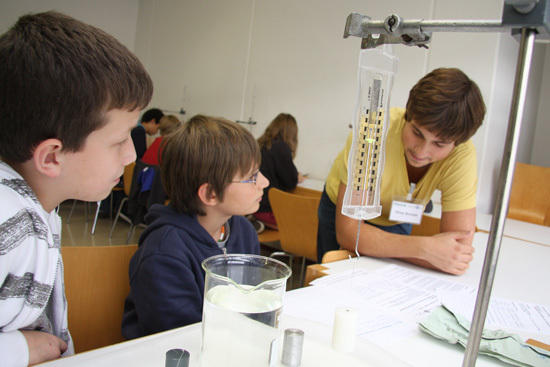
[317,68,486,275]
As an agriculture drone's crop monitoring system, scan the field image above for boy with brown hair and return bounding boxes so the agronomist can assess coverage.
[0,11,152,366]
[122,115,268,339]
[318,68,486,275]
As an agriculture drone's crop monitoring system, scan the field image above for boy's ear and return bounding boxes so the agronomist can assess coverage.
[32,139,65,178]
[197,182,219,207]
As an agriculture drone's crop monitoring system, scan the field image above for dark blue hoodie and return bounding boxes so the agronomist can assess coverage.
[121,204,259,339]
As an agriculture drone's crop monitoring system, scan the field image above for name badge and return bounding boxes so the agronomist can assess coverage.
[389,200,424,224]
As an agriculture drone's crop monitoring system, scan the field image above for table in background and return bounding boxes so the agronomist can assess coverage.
[476,212,550,246]
[297,177,324,192]
[425,203,549,246]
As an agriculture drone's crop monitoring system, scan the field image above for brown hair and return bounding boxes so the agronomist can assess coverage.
[158,115,181,136]
[0,11,153,163]
[257,113,298,158]
[405,68,485,145]
[160,115,261,216]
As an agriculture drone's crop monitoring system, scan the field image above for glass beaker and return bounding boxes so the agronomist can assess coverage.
[200,254,291,366]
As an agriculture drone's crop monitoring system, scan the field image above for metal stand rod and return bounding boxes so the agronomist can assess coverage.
[462,27,536,366]
[344,15,512,39]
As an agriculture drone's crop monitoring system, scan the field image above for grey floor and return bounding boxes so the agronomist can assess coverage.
[58,200,144,246]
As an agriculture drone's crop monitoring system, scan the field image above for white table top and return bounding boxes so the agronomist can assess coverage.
[426,203,550,246]
[476,212,550,246]
[39,232,549,367]
[40,315,412,367]
[297,177,324,192]
[309,232,550,366]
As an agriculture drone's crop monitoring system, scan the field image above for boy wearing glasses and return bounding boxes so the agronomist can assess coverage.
[122,115,268,339]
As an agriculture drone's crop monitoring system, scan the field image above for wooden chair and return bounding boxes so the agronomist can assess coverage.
[304,249,356,286]
[411,215,441,236]
[109,162,136,241]
[268,187,321,286]
[292,186,322,198]
[508,162,550,226]
[257,186,320,253]
[258,228,281,251]
[62,244,137,353]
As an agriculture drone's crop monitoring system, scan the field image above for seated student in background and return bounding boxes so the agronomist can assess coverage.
[317,68,486,275]
[141,114,182,165]
[0,11,152,366]
[121,115,268,339]
[131,108,164,160]
[254,113,305,229]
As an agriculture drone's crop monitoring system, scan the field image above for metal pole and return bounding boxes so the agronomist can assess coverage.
[462,27,537,366]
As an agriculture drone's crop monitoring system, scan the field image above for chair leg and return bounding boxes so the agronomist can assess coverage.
[109,191,114,221]
[126,225,135,244]
[269,252,295,288]
[299,257,307,288]
[109,197,128,239]
[66,200,77,224]
[91,201,101,235]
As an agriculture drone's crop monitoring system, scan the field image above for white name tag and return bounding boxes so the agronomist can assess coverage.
[389,200,424,224]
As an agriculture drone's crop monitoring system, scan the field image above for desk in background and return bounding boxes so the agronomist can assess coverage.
[297,177,324,192]
[476,212,550,246]
[425,202,549,246]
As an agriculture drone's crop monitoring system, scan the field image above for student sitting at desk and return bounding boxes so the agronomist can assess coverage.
[141,114,181,165]
[131,108,164,160]
[317,68,486,275]
[254,113,305,229]
[121,115,268,339]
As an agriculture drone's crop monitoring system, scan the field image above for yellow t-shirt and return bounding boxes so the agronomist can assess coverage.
[325,108,477,226]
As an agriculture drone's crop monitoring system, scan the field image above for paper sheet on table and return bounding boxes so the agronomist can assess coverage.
[284,282,416,347]
[439,289,550,342]
[287,264,475,347]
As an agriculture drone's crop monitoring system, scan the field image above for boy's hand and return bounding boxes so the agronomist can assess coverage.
[21,330,67,365]
[424,231,474,275]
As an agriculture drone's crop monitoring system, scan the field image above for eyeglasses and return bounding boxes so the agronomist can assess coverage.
[232,170,260,184]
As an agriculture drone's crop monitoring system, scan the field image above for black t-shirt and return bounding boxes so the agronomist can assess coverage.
[258,139,298,212]
[131,125,146,160]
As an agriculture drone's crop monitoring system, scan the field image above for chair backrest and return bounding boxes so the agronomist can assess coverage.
[127,160,167,225]
[268,187,321,262]
[123,162,136,196]
[62,244,138,353]
[291,186,322,198]
[411,215,441,236]
[509,162,550,226]
[321,249,355,263]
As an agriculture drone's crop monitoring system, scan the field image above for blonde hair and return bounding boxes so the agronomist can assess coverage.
[158,115,181,136]
[257,113,298,158]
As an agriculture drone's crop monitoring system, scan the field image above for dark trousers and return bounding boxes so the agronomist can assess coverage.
[316,188,412,263]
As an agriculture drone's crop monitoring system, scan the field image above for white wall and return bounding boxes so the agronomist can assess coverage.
[532,44,550,167]
[135,0,521,214]
[516,43,545,164]
[0,0,139,52]
[1,0,547,215]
